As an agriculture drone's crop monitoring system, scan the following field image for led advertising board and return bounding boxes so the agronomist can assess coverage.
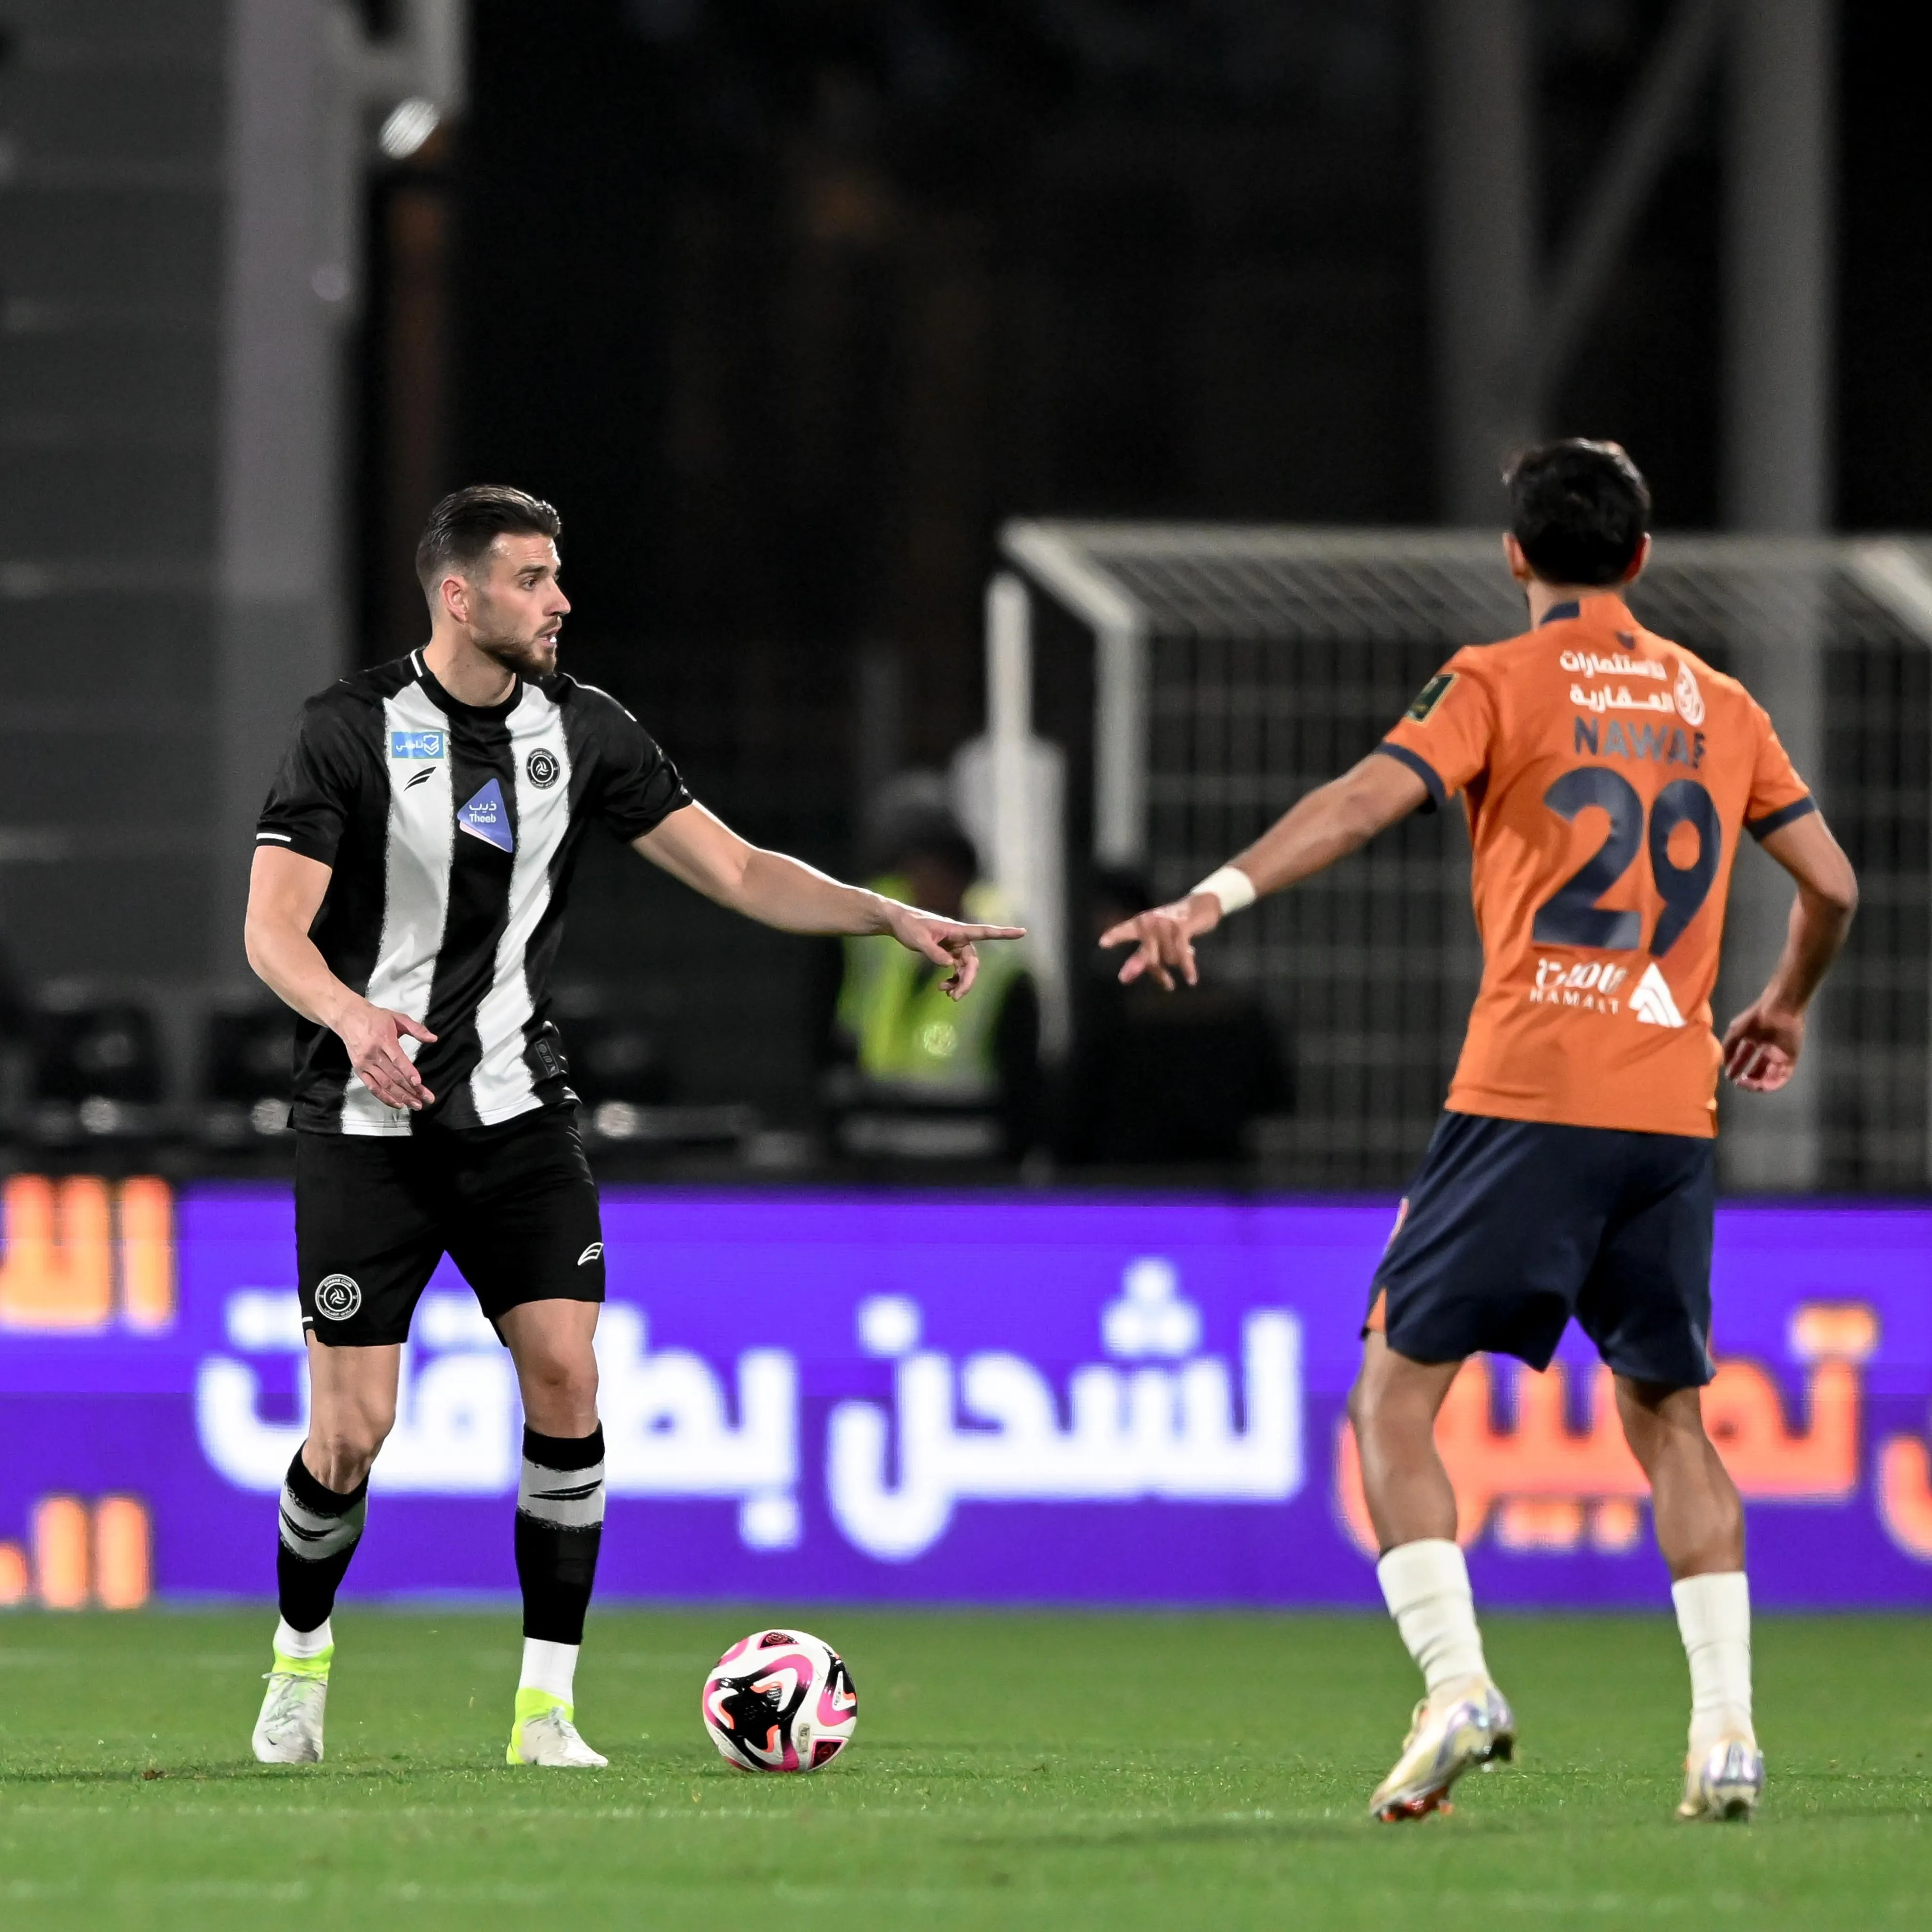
[2,1181,1929,1608]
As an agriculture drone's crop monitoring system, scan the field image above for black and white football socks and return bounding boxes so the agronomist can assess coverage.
[274,1449,369,1658]
[515,1424,607,1708]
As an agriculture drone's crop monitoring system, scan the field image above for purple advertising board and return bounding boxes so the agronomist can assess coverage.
[2,1178,1930,1610]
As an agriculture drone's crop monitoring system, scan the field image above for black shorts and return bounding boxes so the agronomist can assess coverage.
[1368,1110,1715,1388]
[295,1108,605,1347]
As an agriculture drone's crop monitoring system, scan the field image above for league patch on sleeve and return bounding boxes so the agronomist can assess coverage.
[1405,672,1457,722]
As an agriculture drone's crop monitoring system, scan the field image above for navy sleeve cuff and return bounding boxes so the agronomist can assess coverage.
[1745,795,1818,841]
[1373,741,1446,813]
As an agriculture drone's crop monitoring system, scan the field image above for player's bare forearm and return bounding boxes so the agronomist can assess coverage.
[634,805,896,934]
[1100,752,1428,988]
[634,804,1024,998]
[245,846,437,1108]
[1226,753,1430,898]
[1721,811,1857,1092]
[1758,812,1858,1012]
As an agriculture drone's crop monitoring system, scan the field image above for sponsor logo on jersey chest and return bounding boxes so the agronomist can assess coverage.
[390,730,447,760]
[457,777,515,853]
[526,748,561,789]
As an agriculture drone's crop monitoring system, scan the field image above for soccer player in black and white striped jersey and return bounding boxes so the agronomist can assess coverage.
[243,485,1022,1767]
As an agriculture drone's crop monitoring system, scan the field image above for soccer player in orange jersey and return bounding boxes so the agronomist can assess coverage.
[1102,441,1858,1825]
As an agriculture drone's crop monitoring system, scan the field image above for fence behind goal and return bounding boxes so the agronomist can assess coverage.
[990,524,1932,1195]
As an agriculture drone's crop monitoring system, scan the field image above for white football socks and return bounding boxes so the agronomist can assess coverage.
[1377,1538,1490,1702]
[519,1637,580,1707]
[1672,1571,1754,1755]
[273,1615,333,1661]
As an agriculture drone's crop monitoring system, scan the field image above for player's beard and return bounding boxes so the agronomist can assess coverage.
[472,615,559,681]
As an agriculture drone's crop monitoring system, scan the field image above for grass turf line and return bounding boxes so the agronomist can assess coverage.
[0,1609,1927,1930]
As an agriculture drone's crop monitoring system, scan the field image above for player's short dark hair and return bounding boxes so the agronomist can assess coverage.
[415,484,561,597]
[1503,439,1650,586]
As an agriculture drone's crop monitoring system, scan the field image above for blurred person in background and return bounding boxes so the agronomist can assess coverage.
[820,804,1040,1165]
[1058,867,1289,1170]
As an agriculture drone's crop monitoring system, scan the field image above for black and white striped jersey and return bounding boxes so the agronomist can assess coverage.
[256,650,691,1134]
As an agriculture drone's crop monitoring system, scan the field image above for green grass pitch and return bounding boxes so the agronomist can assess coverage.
[2,1608,1927,1930]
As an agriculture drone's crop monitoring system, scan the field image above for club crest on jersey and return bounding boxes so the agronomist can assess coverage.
[1673,659,1706,727]
[526,748,561,789]
[390,730,446,760]
[457,777,514,853]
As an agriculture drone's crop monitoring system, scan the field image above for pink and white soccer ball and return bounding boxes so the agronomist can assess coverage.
[701,1628,858,1773]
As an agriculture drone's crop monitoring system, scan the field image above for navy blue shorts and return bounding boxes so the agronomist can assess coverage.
[1368,1111,1715,1388]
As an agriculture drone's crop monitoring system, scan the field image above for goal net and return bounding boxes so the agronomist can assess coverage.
[991,523,1932,1194]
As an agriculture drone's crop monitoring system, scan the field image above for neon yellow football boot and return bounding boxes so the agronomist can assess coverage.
[507,1688,608,1768]
[1370,1679,1516,1821]
[252,1647,331,1765]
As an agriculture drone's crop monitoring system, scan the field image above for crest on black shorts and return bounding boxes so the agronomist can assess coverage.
[526,749,561,789]
[315,1274,362,1320]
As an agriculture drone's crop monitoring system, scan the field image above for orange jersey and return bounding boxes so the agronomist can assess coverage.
[1377,592,1814,1138]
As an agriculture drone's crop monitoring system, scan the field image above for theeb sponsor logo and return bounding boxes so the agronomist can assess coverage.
[1530,957,1630,1013]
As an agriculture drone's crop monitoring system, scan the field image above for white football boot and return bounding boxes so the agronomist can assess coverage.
[1370,1679,1516,1821]
[508,1691,608,1768]
[1677,1736,1764,1822]
[252,1658,329,1765]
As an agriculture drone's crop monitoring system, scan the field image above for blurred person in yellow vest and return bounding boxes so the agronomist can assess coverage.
[822,815,1041,1164]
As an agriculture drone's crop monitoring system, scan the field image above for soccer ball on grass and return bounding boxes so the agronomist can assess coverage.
[701,1627,858,1772]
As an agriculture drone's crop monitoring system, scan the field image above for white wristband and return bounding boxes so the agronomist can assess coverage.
[1190,865,1257,916]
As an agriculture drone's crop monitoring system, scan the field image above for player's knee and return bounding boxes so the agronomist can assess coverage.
[522,1348,598,1418]
[309,1415,389,1488]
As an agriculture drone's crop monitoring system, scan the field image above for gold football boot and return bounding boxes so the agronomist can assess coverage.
[1369,1680,1516,1821]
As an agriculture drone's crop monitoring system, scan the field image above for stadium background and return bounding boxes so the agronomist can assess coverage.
[1,0,1931,1889]
[3,0,1930,1616]
[4,10,1930,1927]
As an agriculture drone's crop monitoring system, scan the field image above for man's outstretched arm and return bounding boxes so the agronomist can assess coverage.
[633,802,1024,1001]
[1721,810,1858,1092]
[1099,751,1430,990]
